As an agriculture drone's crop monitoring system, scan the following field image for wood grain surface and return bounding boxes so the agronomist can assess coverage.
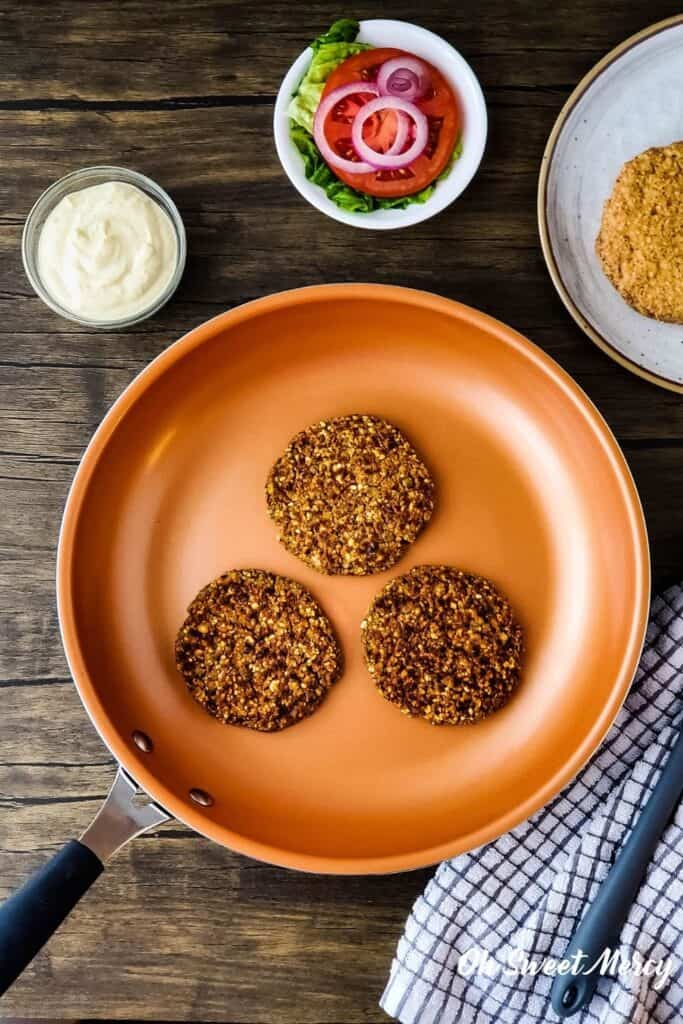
[1,1,682,1020]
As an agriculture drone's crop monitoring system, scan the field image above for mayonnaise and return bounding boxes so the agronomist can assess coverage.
[37,180,178,322]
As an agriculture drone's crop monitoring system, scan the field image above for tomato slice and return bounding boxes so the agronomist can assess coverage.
[320,48,461,199]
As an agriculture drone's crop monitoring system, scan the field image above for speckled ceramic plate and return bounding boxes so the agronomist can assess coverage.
[538,16,683,392]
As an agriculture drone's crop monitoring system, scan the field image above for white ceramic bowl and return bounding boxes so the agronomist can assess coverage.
[274,19,487,230]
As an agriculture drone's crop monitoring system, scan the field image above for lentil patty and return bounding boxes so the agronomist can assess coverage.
[266,414,434,575]
[175,569,342,731]
[596,142,683,322]
[361,565,523,725]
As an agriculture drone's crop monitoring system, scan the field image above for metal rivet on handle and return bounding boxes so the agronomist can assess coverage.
[132,730,154,753]
[189,788,214,807]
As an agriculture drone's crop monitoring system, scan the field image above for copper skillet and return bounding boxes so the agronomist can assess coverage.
[0,285,649,992]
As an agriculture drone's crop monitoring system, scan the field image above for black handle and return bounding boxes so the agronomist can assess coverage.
[0,839,103,995]
[551,725,683,1016]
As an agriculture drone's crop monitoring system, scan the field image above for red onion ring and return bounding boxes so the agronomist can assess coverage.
[351,96,428,170]
[377,56,431,102]
[389,110,410,154]
[313,82,380,173]
[313,82,411,174]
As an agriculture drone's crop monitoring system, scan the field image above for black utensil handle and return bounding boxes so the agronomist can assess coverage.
[0,839,103,995]
[551,725,683,1017]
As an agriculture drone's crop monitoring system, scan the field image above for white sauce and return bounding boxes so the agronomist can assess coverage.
[37,180,178,322]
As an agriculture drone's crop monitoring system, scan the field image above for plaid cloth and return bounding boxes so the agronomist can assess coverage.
[381,583,683,1023]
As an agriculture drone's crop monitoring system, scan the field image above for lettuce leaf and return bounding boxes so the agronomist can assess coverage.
[288,19,371,134]
[290,121,374,212]
[290,121,463,214]
[311,18,363,51]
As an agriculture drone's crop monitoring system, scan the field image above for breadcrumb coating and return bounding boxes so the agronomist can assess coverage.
[361,565,523,725]
[175,569,342,731]
[596,142,683,323]
[266,414,434,575]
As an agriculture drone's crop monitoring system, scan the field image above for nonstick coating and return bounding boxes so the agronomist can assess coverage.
[57,285,649,874]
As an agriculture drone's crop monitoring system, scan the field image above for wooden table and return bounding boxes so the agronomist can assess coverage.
[1,1,682,1020]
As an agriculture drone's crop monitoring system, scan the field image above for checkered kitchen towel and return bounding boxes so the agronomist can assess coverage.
[381,583,683,1023]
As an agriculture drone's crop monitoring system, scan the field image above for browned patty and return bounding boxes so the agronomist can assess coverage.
[596,141,683,322]
[175,569,342,731]
[266,414,434,575]
[361,565,524,725]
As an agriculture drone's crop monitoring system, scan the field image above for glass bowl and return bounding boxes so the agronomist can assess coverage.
[22,165,186,328]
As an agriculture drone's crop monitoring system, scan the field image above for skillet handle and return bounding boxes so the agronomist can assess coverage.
[0,768,170,995]
[0,840,103,994]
